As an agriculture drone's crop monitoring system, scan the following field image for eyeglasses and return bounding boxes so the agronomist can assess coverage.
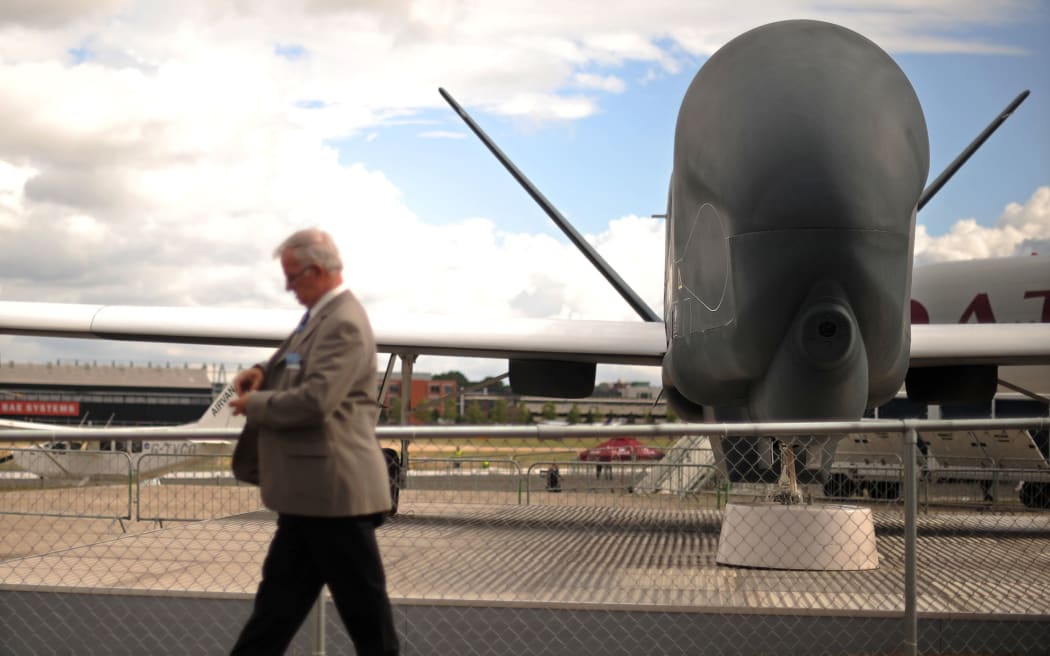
[284,265,317,286]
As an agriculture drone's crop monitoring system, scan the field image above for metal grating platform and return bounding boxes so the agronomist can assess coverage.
[2,502,1048,619]
[3,502,1050,655]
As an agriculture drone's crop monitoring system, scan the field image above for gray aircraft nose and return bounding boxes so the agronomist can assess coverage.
[750,281,868,422]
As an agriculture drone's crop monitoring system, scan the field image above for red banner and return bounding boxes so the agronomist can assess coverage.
[0,401,80,416]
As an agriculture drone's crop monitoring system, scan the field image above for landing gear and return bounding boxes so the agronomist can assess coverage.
[719,442,881,571]
[774,442,804,505]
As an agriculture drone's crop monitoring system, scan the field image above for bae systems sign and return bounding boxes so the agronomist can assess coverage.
[0,401,80,416]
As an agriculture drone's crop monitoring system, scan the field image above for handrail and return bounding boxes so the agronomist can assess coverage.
[2,417,1047,443]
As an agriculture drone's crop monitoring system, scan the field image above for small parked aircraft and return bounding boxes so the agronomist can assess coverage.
[0,384,243,481]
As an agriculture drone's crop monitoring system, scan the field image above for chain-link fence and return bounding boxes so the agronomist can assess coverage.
[2,418,1049,655]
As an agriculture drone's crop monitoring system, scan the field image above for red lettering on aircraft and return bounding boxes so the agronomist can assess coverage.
[911,289,1050,325]
[958,293,996,323]
[1024,290,1050,322]
[910,300,929,324]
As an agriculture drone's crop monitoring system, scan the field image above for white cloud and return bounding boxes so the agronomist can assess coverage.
[0,0,126,29]
[574,73,627,93]
[493,93,598,121]
[998,185,1050,230]
[0,160,33,228]
[914,186,1050,263]
[0,0,1040,386]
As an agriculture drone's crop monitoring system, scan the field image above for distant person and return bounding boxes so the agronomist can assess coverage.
[546,463,561,492]
[229,228,399,656]
[595,463,612,480]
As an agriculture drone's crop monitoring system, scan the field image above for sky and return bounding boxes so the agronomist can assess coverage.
[0,0,1048,385]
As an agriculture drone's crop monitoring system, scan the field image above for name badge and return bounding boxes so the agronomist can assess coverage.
[286,352,303,370]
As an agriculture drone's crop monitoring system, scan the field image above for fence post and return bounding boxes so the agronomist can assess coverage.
[903,426,918,656]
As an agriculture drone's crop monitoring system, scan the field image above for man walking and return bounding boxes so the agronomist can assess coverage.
[229,228,399,655]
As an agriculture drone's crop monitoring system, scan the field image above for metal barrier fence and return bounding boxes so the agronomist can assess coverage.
[1,418,1049,655]
[398,456,525,505]
[135,454,262,524]
[0,447,132,521]
[522,459,723,504]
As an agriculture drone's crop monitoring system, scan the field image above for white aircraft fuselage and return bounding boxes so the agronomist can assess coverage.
[912,256,1049,326]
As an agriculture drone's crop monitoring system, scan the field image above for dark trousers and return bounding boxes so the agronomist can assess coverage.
[231,513,399,655]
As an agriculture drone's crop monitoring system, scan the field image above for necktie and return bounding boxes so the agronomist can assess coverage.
[294,311,310,334]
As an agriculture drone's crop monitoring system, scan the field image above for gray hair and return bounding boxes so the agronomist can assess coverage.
[274,228,343,272]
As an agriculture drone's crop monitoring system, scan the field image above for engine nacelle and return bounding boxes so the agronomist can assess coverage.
[905,365,998,405]
[509,359,596,398]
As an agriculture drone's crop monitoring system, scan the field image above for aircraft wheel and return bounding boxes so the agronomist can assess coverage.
[1019,482,1050,509]
[823,473,856,498]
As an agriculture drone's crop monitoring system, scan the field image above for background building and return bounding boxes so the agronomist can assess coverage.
[1,361,675,427]
[0,362,217,426]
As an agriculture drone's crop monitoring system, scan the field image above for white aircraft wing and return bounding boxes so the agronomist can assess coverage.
[0,417,85,431]
[0,417,213,434]
[0,301,665,365]
[908,323,1050,367]
[1,300,1048,367]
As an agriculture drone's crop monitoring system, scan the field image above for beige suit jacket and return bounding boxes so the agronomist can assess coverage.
[238,290,391,517]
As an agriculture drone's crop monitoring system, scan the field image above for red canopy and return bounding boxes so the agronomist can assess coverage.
[578,437,665,462]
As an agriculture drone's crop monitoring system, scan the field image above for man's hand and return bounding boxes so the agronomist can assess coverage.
[230,394,251,416]
[234,366,264,395]
[231,366,263,416]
